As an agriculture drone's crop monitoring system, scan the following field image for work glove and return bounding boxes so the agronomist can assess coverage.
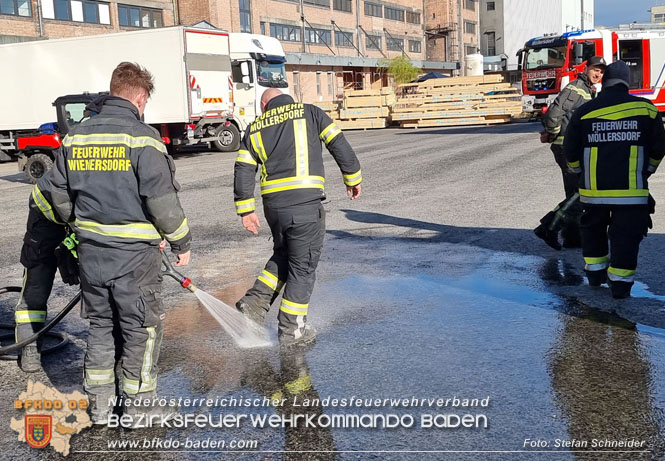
[55,245,80,286]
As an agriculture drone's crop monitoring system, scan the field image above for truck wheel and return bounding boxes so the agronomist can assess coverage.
[24,153,53,184]
[213,123,240,152]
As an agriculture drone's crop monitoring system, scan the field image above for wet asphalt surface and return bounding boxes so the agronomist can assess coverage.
[1,122,665,460]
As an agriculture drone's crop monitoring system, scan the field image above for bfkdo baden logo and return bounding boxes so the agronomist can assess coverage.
[25,415,52,449]
[11,381,92,456]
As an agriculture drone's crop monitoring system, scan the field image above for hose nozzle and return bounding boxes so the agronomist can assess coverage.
[161,251,197,292]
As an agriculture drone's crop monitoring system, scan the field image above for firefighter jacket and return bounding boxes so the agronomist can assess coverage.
[564,85,665,206]
[30,169,65,226]
[49,97,191,253]
[234,94,362,214]
[543,73,595,145]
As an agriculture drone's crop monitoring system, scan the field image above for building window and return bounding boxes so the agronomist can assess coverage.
[260,21,265,35]
[270,23,301,42]
[335,30,354,47]
[655,13,665,22]
[486,31,495,55]
[327,72,334,97]
[408,39,421,53]
[465,45,476,55]
[364,2,381,17]
[42,0,110,24]
[464,21,476,34]
[465,0,475,10]
[316,72,322,97]
[305,27,331,46]
[406,11,420,24]
[384,6,404,22]
[239,0,251,32]
[304,0,329,6]
[118,4,162,28]
[0,0,31,16]
[292,72,300,99]
[386,37,403,51]
[365,34,381,50]
[487,1,495,11]
[333,0,351,12]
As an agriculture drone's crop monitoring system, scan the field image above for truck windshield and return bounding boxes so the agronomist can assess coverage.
[524,46,567,70]
[257,61,288,88]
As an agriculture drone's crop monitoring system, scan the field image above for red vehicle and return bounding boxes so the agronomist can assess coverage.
[0,93,99,183]
[519,25,665,113]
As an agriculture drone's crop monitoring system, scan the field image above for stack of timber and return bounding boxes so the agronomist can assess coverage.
[313,101,340,120]
[335,88,395,130]
[393,75,522,128]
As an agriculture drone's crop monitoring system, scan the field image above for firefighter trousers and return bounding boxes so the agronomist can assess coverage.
[78,242,164,397]
[551,144,582,242]
[581,205,650,283]
[241,201,325,339]
[14,209,65,344]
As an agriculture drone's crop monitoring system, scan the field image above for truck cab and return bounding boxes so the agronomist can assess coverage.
[229,33,289,132]
[520,29,615,113]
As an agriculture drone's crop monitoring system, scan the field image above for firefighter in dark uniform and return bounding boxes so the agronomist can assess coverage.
[14,170,79,373]
[542,56,606,247]
[49,62,192,424]
[564,61,665,298]
[234,88,362,347]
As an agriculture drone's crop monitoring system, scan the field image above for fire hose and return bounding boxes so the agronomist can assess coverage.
[0,252,195,359]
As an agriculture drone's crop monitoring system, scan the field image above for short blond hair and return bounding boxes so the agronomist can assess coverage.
[110,62,154,99]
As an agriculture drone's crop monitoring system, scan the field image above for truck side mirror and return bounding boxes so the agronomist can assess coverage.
[573,43,584,65]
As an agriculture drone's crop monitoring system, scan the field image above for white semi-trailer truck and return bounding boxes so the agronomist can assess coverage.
[0,26,289,182]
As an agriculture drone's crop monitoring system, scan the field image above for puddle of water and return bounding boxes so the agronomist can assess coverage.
[632,281,665,302]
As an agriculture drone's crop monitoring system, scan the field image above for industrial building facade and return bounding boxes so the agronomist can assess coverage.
[478,0,594,71]
[1,0,481,102]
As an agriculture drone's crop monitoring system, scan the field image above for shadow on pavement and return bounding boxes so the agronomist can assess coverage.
[331,209,665,329]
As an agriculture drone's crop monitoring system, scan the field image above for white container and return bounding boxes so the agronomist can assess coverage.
[464,54,484,77]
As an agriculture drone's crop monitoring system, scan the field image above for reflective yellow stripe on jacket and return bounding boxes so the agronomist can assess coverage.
[236,149,257,165]
[63,133,167,153]
[343,170,362,186]
[581,101,658,121]
[164,218,189,242]
[32,185,63,224]
[260,176,325,195]
[75,219,161,240]
[235,198,256,214]
[319,122,341,144]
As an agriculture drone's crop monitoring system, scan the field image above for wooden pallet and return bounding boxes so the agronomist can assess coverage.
[401,115,511,128]
[337,118,387,130]
[340,106,390,119]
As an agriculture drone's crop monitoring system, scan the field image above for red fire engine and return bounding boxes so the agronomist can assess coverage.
[520,25,665,113]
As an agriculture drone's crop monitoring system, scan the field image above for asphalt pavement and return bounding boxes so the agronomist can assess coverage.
[1,122,665,460]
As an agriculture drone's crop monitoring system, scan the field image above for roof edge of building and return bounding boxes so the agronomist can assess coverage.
[285,52,457,70]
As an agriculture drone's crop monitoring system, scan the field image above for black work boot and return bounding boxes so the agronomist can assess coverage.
[279,325,317,349]
[585,270,608,287]
[18,344,42,373]
[609,280,634,299]
[87,392,115,425]
[122,391,178,429]
[236,299,267,326]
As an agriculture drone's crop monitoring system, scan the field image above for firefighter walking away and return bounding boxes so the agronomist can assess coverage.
[564,61,665,298]
[234,88,362,348]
